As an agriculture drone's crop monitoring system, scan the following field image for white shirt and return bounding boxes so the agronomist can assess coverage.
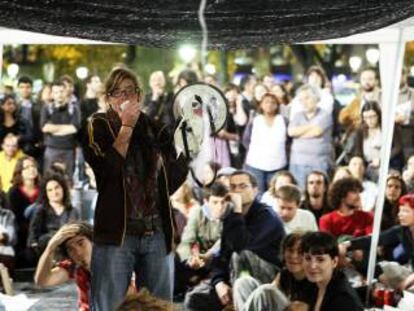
[245,114,287,171]
[280,209,318,234]
[360,180,378,212]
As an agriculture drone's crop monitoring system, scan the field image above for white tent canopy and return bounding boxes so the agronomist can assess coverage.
[0,15,413,303]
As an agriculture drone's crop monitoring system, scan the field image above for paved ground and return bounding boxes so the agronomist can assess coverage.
[9,282,184,311]
[13,282,77,311]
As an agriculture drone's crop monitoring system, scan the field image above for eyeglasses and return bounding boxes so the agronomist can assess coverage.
[109,87,140,98]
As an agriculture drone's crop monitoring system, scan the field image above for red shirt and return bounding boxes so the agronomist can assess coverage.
[319,210,373,238]
[58,260,90,311]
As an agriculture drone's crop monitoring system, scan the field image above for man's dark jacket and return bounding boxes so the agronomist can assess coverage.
[211,199,286,286]
[82,109,188,252]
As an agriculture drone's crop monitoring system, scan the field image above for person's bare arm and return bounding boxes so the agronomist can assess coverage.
[34,226,79,286]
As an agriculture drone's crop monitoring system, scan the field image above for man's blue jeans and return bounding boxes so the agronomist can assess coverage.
[90,231,174,311]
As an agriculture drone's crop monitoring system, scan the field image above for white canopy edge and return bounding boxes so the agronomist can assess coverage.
[0,27,109,44]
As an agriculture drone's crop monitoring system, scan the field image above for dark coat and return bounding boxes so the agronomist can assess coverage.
[82,110,188,252]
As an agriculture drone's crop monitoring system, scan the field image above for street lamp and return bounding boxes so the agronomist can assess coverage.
[205,64,216,75]
[179,45,196,63]
[76,66,89,80]
[366,48,380,65]
[349,56,362,73]
[7,63,19,78]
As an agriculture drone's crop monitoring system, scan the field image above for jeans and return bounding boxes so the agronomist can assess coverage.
[90,231,174,311]
[233,276,290,311]
[244,164,282,194]
[289,162,330,190]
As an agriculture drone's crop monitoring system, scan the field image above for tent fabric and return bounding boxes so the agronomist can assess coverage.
[0,1,413,48]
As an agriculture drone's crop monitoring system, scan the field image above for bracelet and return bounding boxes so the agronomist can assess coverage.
[122,124,134,128]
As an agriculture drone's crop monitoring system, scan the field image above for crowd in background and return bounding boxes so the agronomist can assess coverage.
[0,63,414,310]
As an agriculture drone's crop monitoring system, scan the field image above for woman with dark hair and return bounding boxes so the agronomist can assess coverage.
[8,156,41,267]
[0,95,30,148]
[340,193,414,270]
[243,93,288,193]
[301,231,363,311]
[382,173,407,230]
[233,232,315,310]
[351,101,404,181]
[27,174,79,254]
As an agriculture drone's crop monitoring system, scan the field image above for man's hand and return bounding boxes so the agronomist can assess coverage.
[338,241,350,256]
[215,281,232,306]
[228,193,243,214]
[187,255,205,270]
[120,100,141,127]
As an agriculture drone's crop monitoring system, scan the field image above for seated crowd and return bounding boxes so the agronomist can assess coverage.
[0,65,414,311]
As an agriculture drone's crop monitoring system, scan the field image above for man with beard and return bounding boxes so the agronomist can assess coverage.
[319,177,373,239]
[339,67,381,134]
[299,170,330,225]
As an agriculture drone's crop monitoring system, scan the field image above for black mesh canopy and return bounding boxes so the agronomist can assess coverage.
[0,1,413,48]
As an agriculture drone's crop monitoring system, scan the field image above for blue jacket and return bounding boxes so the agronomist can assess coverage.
[211,198,285,286]
[350,225,414,270]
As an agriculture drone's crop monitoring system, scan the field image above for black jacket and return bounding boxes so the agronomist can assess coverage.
[316,270,364,311]
[211,199,285,286]
[82,110,188,252]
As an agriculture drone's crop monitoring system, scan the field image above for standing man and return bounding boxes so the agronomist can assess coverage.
[339,67,381,134]
[16,76,43,162]
[83,67,188,311]
[41,81,80,175]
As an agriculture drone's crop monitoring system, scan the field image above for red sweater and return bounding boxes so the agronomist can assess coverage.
[319,210,373,238]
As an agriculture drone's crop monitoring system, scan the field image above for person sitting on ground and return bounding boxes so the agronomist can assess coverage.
[301,231,364,311]
[402,154,414,193]
[381,173,407,230]
[233,232,316,311]
[299,171,330,225]
[261,170,297,212]
[175,182,228,295]
[8,156,40,267]
[0,178,16,276]
[348,156,378,212]
[339,193,414,271]
[34,222,92,311]
[275,185,318,234]
[184,170,286,311]
[0,133,25,192]
[319,177,373,239]
[27,174,79,255]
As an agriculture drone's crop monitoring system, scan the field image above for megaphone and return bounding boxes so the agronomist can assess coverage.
[173,82,228,160]
[173,82,228,186]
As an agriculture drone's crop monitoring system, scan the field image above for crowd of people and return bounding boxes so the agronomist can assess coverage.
[0,62,413,310]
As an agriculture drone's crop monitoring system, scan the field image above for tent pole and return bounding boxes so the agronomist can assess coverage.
[365,27,406,305]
